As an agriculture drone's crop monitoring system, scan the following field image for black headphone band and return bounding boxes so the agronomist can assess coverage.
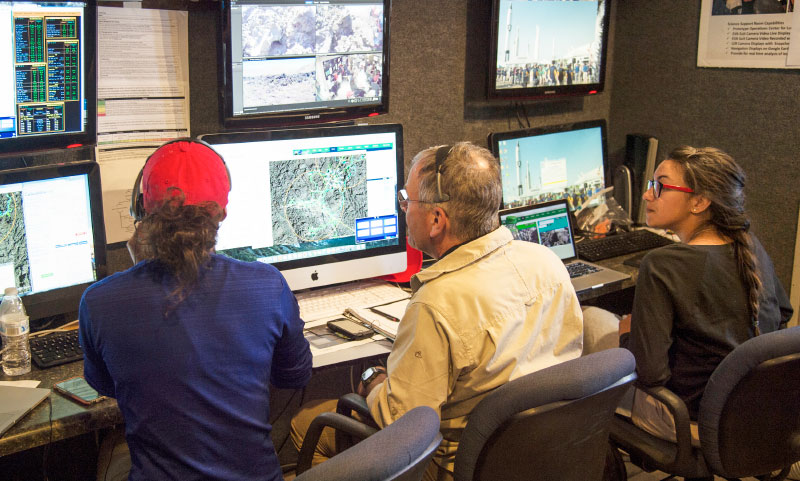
[129,138,231,222]
[433,145,452,203]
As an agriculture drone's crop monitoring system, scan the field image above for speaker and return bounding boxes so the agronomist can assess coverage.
[613,165,632,218]
[624,133,658,224]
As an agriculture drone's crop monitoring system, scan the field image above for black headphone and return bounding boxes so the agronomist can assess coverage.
[433,145,452,203]
[129,138,231,222]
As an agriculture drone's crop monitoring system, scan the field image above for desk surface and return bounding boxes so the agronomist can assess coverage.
[0,250,643,457]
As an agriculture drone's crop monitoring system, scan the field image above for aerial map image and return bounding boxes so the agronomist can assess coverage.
[270,154,368,245]
[0,192,31,294]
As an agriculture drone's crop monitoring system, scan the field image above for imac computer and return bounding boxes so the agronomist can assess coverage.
[0,161,107,321]
[0,1,97,155]
[489,119,608,210]
[220,0,391,128]
[200,123,406,291]
[487,0,610,101]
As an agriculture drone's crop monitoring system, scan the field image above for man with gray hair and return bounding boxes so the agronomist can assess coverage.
[291,142,583,481]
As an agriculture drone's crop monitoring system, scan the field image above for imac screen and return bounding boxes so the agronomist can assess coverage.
[490,119,607,210]
[0,161,106,320]
[0,1,96,154]
[201,123,406,291]
[222,0,390,127]
[488,0,610,100]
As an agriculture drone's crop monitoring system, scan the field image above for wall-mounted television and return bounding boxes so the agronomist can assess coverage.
[0,1,97,155]
[220,0,390,129]
[487,0,610,101]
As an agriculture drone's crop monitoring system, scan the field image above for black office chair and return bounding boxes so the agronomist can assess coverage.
[453,348,637,481]
[295,405,442,481]
[611,326,800,481]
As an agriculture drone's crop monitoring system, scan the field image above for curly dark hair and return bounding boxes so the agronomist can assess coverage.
[134,188,224,315]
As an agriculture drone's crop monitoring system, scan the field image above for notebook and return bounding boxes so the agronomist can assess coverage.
[499,199,630,293]
[0,385,50,436]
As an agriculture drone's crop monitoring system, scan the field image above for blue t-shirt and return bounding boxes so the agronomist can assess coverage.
[80,255,312,481]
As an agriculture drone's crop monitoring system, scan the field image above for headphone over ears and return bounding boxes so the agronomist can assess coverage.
[129,138,231,222]
[433,145,452,203]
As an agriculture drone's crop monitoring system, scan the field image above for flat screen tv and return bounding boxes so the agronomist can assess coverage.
[487,0,610,101]
[220,0,390,128]
[200,123,406,291]
[0,161,106,321]
[489,119,608,210]
[0,1,97,155]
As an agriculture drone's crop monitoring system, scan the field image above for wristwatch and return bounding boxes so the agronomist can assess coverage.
[360,366,385,386]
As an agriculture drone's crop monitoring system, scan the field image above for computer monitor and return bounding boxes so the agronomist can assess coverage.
[0,1,97,155]
[487,0,610,101]
[489,119,608,210]
[0,161,107,321]
[220,0,390,128]
[200,123,406,291]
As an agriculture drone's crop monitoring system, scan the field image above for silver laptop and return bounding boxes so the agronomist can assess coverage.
[499,199,630,293]
[0,385,50,436]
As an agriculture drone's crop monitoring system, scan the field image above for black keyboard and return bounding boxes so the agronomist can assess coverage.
[576,230,674,262]
[30,330,83,368]
[566,261,600,278]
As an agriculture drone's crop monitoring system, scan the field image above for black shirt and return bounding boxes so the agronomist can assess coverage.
[624,236,792,419]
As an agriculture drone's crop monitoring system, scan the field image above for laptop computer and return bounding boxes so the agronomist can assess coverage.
[499,199,630,293]
[0,385,50,436]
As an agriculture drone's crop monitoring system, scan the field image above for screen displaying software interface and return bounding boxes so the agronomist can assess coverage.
[495,124,605,209]
[227,0,385,118]
[0,1,89,140]
[211,128,402,277]
[500,201,577,261]
[0,172,97,299]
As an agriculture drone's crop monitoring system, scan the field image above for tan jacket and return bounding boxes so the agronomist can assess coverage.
[367,227,583,473]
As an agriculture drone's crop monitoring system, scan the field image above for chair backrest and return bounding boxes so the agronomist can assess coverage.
[454,348,637,481]
[294,405,443,481]
[699,326,800,478]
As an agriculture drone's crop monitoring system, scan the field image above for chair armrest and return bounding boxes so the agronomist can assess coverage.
[635,383,695,467]
[296,411,379,474]
[337,393,378,427]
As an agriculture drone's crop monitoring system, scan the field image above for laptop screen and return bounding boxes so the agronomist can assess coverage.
[499,199,577,262]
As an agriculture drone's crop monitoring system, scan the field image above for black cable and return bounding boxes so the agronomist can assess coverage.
[520,102,531,128]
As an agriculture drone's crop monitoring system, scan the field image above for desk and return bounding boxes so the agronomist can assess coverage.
[0,250,644,459]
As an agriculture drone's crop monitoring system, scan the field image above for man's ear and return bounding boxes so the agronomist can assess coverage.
[429,206,448,238]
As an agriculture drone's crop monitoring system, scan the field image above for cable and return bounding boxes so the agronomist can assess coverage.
[31,319,79,338]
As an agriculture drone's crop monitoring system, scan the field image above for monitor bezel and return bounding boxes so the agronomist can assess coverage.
[486,0,611,101]
[200,122,407,291]
[219,0,391,129]
[0,161,107,321]
[488,118,609,209]
[1,0,98,155]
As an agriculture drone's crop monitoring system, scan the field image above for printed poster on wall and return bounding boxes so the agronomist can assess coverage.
[697,0,797,68]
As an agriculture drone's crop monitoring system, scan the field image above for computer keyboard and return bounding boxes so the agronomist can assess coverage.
[576,229,674,262]
[30,329,83,368]
[566,261,600,279]
[296,279,411,322]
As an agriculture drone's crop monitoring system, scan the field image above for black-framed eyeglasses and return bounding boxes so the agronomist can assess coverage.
[397,188,437,212]
[647,179,694,198]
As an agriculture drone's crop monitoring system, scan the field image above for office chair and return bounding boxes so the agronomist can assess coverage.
[453,348,637,481]
[610,326,800,481]
[295,405,442,481]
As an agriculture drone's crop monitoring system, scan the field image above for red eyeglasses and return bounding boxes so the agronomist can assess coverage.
[647,179,694,198]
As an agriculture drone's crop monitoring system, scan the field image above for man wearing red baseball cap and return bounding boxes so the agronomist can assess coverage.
[80,139,312,481]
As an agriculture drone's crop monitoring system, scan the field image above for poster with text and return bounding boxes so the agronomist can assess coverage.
[697,0,796,68]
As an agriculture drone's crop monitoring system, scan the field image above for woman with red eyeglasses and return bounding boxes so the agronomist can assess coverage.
[584,146,792,443]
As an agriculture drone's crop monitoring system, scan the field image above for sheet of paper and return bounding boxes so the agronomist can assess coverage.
[95,7,190,243]
[0,380,42,388]
[370,298,409,322]
[697,0,796,68]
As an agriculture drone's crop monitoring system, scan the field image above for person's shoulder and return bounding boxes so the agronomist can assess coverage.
[210,255,288,287]
[82,261,152,304]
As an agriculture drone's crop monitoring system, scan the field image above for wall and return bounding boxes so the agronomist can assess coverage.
[607,1,799,287]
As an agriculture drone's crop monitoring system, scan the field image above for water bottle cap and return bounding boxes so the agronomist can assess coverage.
[4,287,18,296]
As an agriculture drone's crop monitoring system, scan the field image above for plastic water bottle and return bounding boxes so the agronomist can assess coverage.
[0,287,31,376]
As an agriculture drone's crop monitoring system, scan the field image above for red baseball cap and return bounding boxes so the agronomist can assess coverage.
[142,140,230,214]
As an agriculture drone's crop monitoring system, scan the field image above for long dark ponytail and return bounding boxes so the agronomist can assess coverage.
[668,146,762,335]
